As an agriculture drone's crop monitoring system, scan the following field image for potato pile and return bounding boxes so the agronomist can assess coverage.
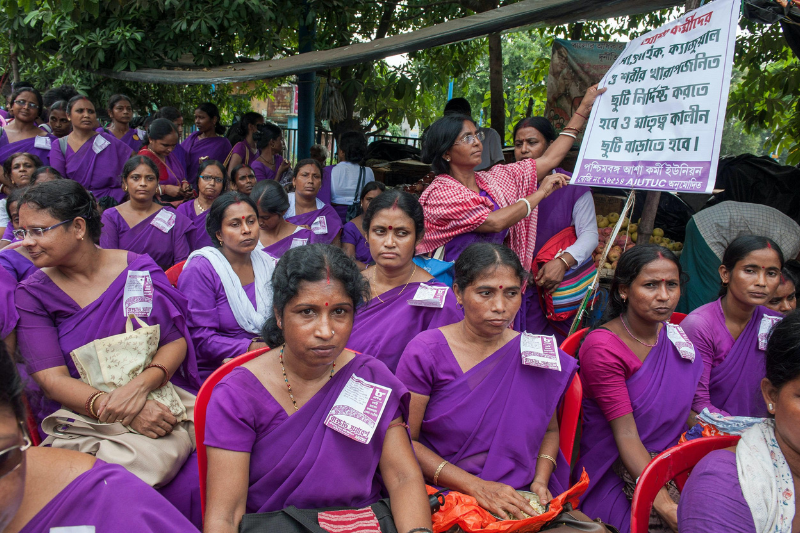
[593,212,683,271]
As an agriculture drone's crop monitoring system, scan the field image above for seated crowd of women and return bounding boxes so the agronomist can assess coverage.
[1,82,798,533]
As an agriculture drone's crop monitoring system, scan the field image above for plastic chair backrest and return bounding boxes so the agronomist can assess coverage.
[196,348,269,520]
[560,328,589,357]
[557,373,582,466]
[165,260,186,288]
[22,394,41,446]
[630,435,741,533]
[670,312,687,325]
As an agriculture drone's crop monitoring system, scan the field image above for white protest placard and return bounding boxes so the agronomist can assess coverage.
[572,0,740,194]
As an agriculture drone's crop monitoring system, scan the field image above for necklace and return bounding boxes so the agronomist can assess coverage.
[279,344,335,411]
[620,313,659,348]
[371,263,417,304]
[196,199,210,214]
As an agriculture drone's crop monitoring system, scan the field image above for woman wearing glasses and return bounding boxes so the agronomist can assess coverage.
[0,87,55,190]
[417,85,603,273]
[0,344,198,533]
[177,159,228,252]
[100,156,192,270]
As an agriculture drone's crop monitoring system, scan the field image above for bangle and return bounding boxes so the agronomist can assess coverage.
[88,391,106,419]
[575,110,589,120]
[559,131,577,140]
[157,185,163,196]
[516,197,532,218]
[562,126,580,133]
[558,255,571,270]
[406,529,434,533]
[538,454,557,468]
[85,390,101,417]
[145,363,170,388]
[388,421,409,431]
[433,460,449,486]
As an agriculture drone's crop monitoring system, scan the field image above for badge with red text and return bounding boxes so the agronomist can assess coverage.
[92,135,110,154]
[520,333,561,371]
[666,323,695,362]
[311,216,328,235]
[407,283,448,308]
[758,315,783,351]
[325,374,392,444]
[123,270,153,317]
[150,209,176,233]
[290,237,308,249]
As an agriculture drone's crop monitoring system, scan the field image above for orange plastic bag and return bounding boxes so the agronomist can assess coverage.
[427,470,590,533]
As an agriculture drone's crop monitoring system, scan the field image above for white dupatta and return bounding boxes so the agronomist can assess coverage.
[186,247,275,335]
[736,419,796,533]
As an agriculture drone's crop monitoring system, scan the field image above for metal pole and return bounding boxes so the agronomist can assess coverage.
[297,0,316,160]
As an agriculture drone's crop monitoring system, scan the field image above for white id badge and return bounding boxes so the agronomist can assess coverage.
[311,216,328,235]
[666,323,696,362]
[123,270,154,317]
[407,283,448,308]
[520,333,561,371]
[50,527,95,533]
[92,135,110,154]
[324,374,392,444]
[150,209,176,233]
[290,237,308,249]
[758,315,783,351]
[34,136,52,150]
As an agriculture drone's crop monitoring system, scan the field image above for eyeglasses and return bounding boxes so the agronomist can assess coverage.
[199,174,224,184]
[13,219,72,240]
[453,130,485,146]
[14,99,39,110]
[0,431,32,480]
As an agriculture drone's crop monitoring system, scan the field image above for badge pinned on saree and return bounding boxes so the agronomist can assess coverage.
[325,374,392,444]
[666,323,695,362]
[34,136,52,150]
[311,216,328,235]
[92,135,110,154]
[520,333,561,371]
[150,209,176,233]
[123,270,154,317]
[49,527,95,533]
[290,237,308,249]
[758,315,783,351]
[407,283,448,308]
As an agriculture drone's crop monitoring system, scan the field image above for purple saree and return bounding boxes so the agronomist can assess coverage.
[0,246,36,282]
[227,141,259,166]
[262,228,318,260]
[319,165,334,206]
[100,206,192,270]
[0,266,18,339]
[396,329,577,495]
[442,189,508,263]
[176,199,213,251]
[575,328,703,533]
[0,129,56,166]
[204,353,409,513]
[181,131,232,186]
[285,204,343,245]
[251,154,283,181]
[348,281,463,373]
[342,221,371,264]
[117,127,146,152]
[178,255,256,380]
[18,459,198,533]
[48,132,133,202]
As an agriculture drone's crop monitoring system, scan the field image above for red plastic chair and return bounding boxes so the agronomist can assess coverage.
[630,435,740,533]
[22,394,41,446]
[557,373,582,466]
[670,312,687,325]
[195,347,269,520]
[165,260,186,288]
[560,328,589,357]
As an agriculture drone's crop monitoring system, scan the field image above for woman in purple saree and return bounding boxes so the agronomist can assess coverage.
[224,112,263,175]
[350,190,462,373]
[105,94,146,152]
[181,103,232,187]
[48,96,133,203]
[230,164,256,195]
[252,122,290,181]
[0,87,55,187]
[176,159,226,252]
[138,118,194,205]
[398,242,576,520]
[0,350,199,533]
[682,235,785,418]
[576,245,703,533]
[203,244,432,533]
[100,156,192,270]
[13,180,203,527]
[251,179,319,260]
[285,159,343,245]
[342,181,385,270]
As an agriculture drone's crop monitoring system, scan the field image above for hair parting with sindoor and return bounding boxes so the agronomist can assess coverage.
[205,191,258,248]
[362,189,423,241]
[453,242,525,292]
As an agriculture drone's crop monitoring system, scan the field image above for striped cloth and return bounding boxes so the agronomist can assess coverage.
[318,508,382,533]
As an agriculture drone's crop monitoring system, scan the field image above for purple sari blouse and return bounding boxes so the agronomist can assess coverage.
[49,132,133,202]
[348,281,463,373]
[18,459,197,533]
[396,329,576,495]
[176,199,213,251]
[0,129,55,167]
[251,154,283,181]
[227,141,259,166]
[100,206,192,270]
[285,203,343,245]
[204,353,408,513]
[15,252,201,423]
[117,127,146,152]
[262,228,318,260]
[342,221,371,264]
[576,328,703,533]
[0,246,36,282]
[181,131,232,186]
[0,266,18,339]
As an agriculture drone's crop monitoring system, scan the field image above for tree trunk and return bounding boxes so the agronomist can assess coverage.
[488,31,505,143]
[9,32,19,84]
[571,22,584,40]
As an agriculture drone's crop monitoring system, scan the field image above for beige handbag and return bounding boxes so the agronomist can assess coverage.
[41,314,196,488]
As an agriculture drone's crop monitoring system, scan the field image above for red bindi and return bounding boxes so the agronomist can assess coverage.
[499,285,503,289]
[387,225,393,230]
[661,279,665,282]
[325,302,329,306]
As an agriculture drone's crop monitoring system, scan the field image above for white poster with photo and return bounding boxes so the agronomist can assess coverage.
[572,0,740,194]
